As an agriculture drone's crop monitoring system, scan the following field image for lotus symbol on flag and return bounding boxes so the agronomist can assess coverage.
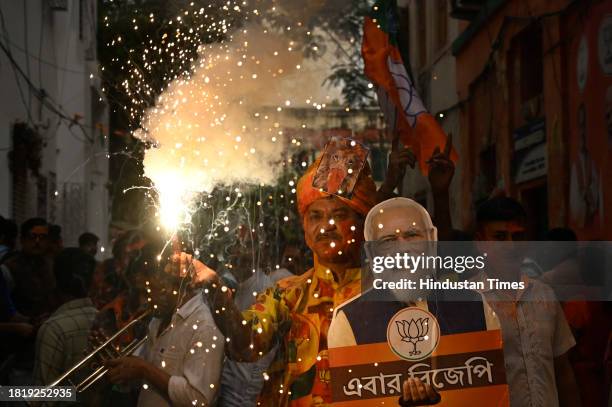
[395,318,429,356]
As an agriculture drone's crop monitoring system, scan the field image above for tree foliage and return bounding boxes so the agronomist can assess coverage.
[261,0,376,107]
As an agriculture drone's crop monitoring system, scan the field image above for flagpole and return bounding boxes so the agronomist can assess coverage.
[390,105,405,197]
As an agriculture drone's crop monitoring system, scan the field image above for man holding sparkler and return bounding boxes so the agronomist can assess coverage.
[174,150,383,406]
[104,245,225,407]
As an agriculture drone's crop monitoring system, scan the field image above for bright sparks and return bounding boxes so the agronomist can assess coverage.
[104,1,342,235]
[155,174,192,230]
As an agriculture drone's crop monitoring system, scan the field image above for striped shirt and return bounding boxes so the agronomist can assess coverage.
[33,298,98,386]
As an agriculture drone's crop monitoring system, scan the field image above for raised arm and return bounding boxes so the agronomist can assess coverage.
[173,253,280,362]
[428,134,455,241]
[377,144,416,202]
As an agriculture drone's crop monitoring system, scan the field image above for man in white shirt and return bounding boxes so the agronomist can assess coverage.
[474,196,580,407]
[105,248,224,407]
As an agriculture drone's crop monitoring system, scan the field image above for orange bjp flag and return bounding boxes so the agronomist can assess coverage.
[362,0,457,173]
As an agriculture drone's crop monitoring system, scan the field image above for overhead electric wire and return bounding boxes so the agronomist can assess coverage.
[23,1,32,113]
[0,3,105,144]
[0,37,94,143]
[0,3,33,125]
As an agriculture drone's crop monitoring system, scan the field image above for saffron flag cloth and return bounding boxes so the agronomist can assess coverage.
[362,0,457,173]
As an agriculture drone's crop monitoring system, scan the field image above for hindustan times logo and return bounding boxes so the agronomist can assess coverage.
[371,253,487,274]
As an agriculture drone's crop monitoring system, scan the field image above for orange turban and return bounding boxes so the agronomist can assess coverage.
[296,156,377,217]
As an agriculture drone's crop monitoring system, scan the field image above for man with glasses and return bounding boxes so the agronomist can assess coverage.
[3,218,56,319]
[0,218,56,387]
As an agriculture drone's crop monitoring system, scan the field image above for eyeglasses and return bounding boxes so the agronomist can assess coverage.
[26,233,49,241]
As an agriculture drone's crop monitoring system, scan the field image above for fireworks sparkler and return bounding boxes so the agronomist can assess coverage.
[104,2,334,237]
[99,0,369,278]
[96,1,372,401]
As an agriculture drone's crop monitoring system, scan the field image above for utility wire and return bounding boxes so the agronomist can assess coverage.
[0,3,106,143]
[0,38,94,143]
[0,3,33,125]
[23,1,32,113]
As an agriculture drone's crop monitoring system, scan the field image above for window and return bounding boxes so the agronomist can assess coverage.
[417,0,427,67]
[436,0,448,51]
[519,25,543,103]
[509,24,543,127]
[78,0,84,40]
[37,175,47,218]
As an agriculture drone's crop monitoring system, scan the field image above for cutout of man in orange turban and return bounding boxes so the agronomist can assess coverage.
[297,155,377,219]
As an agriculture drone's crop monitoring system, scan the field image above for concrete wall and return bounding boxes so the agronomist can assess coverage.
[0,0,109,252]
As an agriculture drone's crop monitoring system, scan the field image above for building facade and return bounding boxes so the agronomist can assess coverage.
[0,0,109,249]
[453,0,612,239]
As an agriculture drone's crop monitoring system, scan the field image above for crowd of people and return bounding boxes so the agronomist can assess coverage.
[0,142,610,407]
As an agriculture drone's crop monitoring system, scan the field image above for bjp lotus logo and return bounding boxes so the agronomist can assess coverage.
[395,318,430,356]
[387,307,440,361]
